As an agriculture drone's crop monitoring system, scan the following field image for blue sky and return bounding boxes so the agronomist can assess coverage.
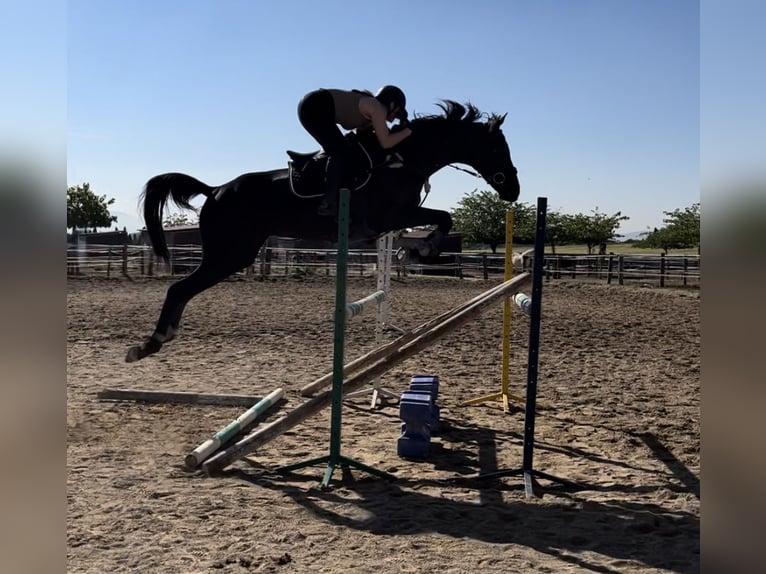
[64,0,700,234]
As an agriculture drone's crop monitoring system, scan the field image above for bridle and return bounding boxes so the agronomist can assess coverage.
[447,163,515,186]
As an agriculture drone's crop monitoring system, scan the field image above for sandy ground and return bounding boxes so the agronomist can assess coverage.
[67,274,700,573]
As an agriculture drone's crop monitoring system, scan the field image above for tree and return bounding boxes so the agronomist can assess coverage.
[545,210,574,254]
[567,208,629,254]
[67,183,117,232]
[507,201,537,245]
[638,203,700,253]
[450,189,514,252]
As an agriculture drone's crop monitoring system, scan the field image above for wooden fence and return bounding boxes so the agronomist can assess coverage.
[66,244,700,288]
[543,253,700,288]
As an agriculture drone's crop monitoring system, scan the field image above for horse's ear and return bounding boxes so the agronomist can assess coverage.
[489,113,507,132]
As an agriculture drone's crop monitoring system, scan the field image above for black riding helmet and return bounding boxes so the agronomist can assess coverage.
[375,85,407,121]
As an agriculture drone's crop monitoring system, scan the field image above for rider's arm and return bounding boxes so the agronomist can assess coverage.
[359,97,412,149]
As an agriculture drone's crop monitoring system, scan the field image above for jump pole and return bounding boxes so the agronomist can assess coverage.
[97,388,269,408]
[477,197,578,498]
[184,387,285,468]
[202,271,532,476]
[274,188,393,487]
[299,270,533,398]
[345,232,401,408]
[462,210,525,411]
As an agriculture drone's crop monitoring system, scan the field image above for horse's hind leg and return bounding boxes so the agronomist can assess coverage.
[125,255,253,362]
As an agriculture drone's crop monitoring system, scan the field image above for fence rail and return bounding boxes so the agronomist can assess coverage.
[543,253,700,287]
[66,244,700,288]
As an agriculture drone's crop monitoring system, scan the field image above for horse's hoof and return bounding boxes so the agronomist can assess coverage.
[125,346,142,363]
[125,339,162,363]
[417,240,436,258]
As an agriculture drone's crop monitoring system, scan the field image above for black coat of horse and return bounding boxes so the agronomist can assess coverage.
[126,101,520,362]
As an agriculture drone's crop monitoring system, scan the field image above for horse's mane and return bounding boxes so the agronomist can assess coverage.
[411,100,504,127]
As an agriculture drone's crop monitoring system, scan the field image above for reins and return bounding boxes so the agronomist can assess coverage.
[447,163,482,178]
[418,165,482,208]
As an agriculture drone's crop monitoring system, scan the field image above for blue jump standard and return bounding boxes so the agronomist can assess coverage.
[475,197,580,498]
[397,375,441,459]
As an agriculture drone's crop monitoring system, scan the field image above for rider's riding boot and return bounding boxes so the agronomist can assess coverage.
[317,154,343,216]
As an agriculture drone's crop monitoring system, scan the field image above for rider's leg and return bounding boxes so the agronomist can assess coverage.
[297,89,347,216]
[318,152,345,215]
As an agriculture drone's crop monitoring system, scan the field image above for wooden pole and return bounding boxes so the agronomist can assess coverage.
[618,255,625,285]
[97,388,270,407]
[299,272,533,397]
[184,388,285,468]
[203,272,532,475]
[121,244,129,277]
[607,254,614,284]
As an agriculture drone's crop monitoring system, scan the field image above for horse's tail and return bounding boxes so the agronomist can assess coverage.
[140,172,214,262]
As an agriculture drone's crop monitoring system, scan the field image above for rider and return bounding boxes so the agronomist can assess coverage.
[297,85,413,218]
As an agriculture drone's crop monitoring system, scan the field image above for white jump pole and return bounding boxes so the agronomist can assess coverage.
[345,232,401,408]
[184,387,285,468]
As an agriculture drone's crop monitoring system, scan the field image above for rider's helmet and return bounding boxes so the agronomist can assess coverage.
[375,85,407,121]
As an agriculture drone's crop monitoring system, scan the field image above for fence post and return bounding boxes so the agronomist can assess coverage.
[618,255,624,285]
[122,244,128,278]
[660,253,666,288]
[482,253,488,280]
[607,255,614,284]
[106,248,112,279]
[683,256,688,287]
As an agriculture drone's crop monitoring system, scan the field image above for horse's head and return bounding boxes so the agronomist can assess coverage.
[467,112,520,202]
[406,101,520,202]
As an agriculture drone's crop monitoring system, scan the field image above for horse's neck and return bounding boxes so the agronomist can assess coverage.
[401,125,468,176]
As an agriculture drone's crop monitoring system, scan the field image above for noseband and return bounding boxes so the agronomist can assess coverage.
[450,164,516,187]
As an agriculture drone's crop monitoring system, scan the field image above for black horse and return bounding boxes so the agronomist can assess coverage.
[126,101,520,362]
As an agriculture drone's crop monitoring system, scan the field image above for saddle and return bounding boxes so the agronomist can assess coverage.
[287,134,404,199]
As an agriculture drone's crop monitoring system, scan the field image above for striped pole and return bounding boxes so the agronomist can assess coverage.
[184,387,284,468]
[345,290,386,321]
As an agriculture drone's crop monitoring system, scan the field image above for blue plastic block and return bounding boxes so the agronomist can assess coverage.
[399,394,432,440]
[401,390,440,432]
[397,435,431,459]
[410,375,439,400]
[409,382,438,401]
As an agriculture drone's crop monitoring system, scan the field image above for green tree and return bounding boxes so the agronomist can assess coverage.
[507,201,537,245]
[545,210,574,254]
[639,203,700,253]
[567,207,629,254]
[451,189,514,252]
[67,183,117,232]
